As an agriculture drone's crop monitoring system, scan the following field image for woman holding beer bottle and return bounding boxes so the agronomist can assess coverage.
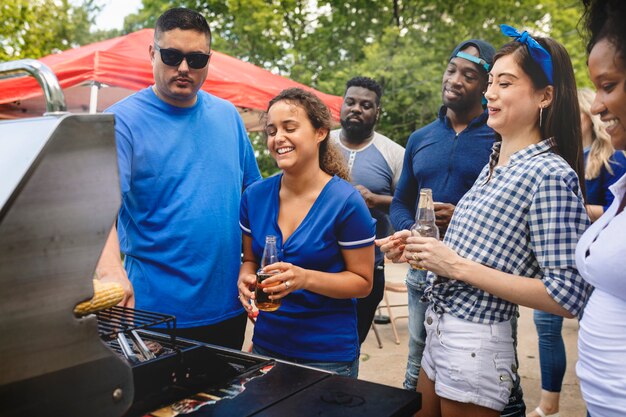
[237,88,375,377]
[381,27,591,416]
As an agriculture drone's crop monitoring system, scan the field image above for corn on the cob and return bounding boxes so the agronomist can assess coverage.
[74,279,125,316]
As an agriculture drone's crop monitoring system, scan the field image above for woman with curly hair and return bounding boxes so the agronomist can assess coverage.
[528,85,626,417]
[237,88,375,377]
[576,1,626,416]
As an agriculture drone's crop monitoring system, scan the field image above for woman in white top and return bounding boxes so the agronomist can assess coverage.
[577,2,626,416]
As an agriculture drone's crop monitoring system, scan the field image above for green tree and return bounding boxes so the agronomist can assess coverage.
[0,0,100,61]
[1,0,591,177]
[338,0,587,142]
[122,0,588,144]
[541,0,590,87]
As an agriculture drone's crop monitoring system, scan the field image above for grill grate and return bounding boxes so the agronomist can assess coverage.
[97,306,179,363]
[96,306,176,339]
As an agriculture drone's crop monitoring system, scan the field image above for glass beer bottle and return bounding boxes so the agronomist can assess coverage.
[255,235,282,312]
[409,188,439,270]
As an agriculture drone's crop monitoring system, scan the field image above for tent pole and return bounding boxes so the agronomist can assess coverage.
[89,82,101,113]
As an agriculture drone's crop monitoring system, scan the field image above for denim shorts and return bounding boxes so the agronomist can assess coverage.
[421,306,517,411]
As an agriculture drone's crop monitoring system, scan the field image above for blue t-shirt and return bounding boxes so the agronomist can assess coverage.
[240,174,376,362]
[584,148,626,211]
[108,88,261,327]
[390,106,494,231]
[330,130,404,264]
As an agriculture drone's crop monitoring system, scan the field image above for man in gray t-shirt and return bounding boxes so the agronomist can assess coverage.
[330,76,404,345]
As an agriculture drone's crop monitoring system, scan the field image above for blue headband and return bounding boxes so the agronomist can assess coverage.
[500,24,554,85]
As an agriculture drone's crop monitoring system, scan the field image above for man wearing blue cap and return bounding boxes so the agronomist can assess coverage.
[382,38,525,416]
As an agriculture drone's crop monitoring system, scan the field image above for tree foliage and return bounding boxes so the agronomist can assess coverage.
[328,0,587,143]
[2,0,589,156]
[0,0,101,61]
[121,0,588,146]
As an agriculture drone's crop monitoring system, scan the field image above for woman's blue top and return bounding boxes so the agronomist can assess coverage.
[240,174,376,361]
[585,149,626,210]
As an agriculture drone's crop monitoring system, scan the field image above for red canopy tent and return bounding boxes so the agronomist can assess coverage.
[0,29,342,130]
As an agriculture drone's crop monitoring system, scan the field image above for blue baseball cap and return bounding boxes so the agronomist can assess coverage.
[449,39,496,72]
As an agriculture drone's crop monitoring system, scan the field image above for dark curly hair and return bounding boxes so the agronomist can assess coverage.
[267,88,350,181]
[582,0,626,211]
[582,0,626,61]
[345,76,383,105]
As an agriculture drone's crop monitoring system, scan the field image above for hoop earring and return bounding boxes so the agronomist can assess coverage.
[539,106,544,128]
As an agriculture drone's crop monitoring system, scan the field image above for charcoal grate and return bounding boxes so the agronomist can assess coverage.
[96,306,176,339]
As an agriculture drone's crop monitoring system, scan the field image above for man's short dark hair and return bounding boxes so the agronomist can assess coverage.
[345,76,383,105]
[154,8,212,48]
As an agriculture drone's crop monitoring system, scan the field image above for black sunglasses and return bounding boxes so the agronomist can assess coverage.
[154,44,212,69]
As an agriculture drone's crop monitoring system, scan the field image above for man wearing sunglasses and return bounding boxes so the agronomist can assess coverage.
[150,36,211,107]
[96,8,261,350]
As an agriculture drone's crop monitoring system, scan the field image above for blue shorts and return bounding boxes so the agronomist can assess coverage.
[421,306,517,411]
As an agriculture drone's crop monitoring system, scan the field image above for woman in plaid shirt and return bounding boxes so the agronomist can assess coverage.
[394,29,592,416]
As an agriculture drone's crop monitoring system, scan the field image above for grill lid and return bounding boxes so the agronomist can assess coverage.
[0,60,133,417]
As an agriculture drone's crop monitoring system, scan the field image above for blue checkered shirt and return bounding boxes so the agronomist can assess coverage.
[426,138,591,323]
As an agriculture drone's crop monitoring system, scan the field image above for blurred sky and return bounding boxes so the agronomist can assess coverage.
[94,0,142,30]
